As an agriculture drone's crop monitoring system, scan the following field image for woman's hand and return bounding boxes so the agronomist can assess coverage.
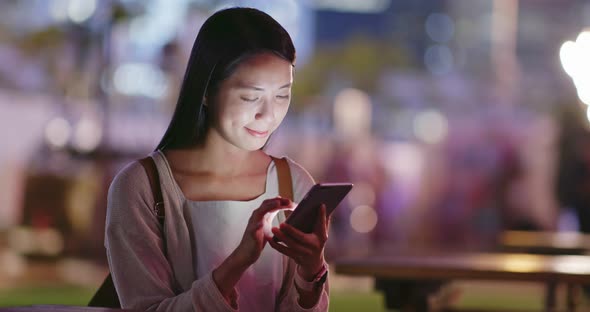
[268,204,330,280]
[213,197,293,304]
[234,197,293,266]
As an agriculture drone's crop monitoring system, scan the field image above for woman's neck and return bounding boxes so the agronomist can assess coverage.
[163,135,267,177]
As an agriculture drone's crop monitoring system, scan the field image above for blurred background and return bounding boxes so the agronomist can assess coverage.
[1,0,590,311]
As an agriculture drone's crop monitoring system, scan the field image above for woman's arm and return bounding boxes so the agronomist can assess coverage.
[285,270,330,311]
[298,265,330,308]
[106,161,236,312]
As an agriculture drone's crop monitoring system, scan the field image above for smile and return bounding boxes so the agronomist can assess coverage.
[245,127,269,138]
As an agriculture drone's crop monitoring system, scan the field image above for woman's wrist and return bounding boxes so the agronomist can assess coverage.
[297,260,326,282]
[294,262,328,308]
[212,251,250,297]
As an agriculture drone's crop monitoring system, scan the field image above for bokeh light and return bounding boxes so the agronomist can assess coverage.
[72,116,103,153]
[0,250,25,277]
[424,44,454,75]
[37,228,65,256]
[312,0,390,13]
[559,41,578,78]
[45,117,71,149]
[381,142,423,181]
[50,0,69,22]
[67,0,97,24]
[7,227,64,257]
[333,88,372,138]
[413,109,449,144]
[8,227,37,255]
[350,205,378,233]
[347,182,376,207]
[113,63,169,99]
[560,29,590,109]
[425,13,455,43]
[500,255,542,273]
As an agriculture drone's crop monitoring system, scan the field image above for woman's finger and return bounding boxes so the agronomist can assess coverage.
[313,204,328,242]
[251,198,278,220]
[267,236,299,260]
[279,223,316,248]
[253,197,290,219]
[271,228,313,255]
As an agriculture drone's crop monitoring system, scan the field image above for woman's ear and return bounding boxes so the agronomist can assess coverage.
[203,96,208,107]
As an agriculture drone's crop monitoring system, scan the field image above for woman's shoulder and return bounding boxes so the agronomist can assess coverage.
[107,157,155,208]
[282,156,314,182]
[106,158,156,222]
[268,154,313,181]
[110,159,150,191]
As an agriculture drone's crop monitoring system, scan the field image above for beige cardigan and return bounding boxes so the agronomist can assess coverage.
[105,151,329,311]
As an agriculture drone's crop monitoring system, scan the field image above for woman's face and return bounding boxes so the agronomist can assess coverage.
[210,53,293,151]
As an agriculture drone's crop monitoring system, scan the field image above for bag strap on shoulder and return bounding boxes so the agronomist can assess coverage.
[139,156,165,226]
[271,156,293,218]
[271,156,298,301]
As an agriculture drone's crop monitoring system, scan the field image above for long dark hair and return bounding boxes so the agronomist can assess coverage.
[155,7,296,151]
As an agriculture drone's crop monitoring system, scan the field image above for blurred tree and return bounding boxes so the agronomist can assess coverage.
[9,1,136,97]
[17,27,65,54]
[292,35,413,109]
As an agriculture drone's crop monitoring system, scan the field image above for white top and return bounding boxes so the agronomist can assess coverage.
[161,154,284,311]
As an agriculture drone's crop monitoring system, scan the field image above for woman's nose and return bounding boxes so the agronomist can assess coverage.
[255,99,274,121]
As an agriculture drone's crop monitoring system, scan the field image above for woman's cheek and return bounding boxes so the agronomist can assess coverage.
[226,106,252,124]
[276,105,289,123]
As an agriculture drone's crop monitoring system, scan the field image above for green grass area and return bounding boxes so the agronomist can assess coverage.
[2,285,578,311]
[456,293,542,311]
[0,285,95,307]
[0,287,386,311]
[329,291,385,312]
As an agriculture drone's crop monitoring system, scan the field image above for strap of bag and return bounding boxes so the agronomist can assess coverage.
[271,156,298,302]
[271,156,293,219]
[139,156,165,226]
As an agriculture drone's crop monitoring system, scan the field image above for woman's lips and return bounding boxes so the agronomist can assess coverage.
[245,127,269,137]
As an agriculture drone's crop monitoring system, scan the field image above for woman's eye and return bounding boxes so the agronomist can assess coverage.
[241,97,258,102]
[276,95,290,99]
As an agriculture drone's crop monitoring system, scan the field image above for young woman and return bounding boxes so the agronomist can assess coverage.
[105,7,330,312]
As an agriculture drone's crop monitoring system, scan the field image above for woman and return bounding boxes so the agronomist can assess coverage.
[105,7,330,312]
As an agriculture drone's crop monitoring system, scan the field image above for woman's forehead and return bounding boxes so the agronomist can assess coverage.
[227,55,293,88]
[234,53,293,72]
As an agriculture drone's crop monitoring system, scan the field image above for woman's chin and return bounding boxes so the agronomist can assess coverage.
[238,140,268,151]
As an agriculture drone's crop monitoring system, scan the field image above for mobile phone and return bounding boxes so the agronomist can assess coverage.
[285,183,353,233]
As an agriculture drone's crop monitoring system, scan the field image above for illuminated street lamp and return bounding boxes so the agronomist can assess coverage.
[560,29,590,121]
